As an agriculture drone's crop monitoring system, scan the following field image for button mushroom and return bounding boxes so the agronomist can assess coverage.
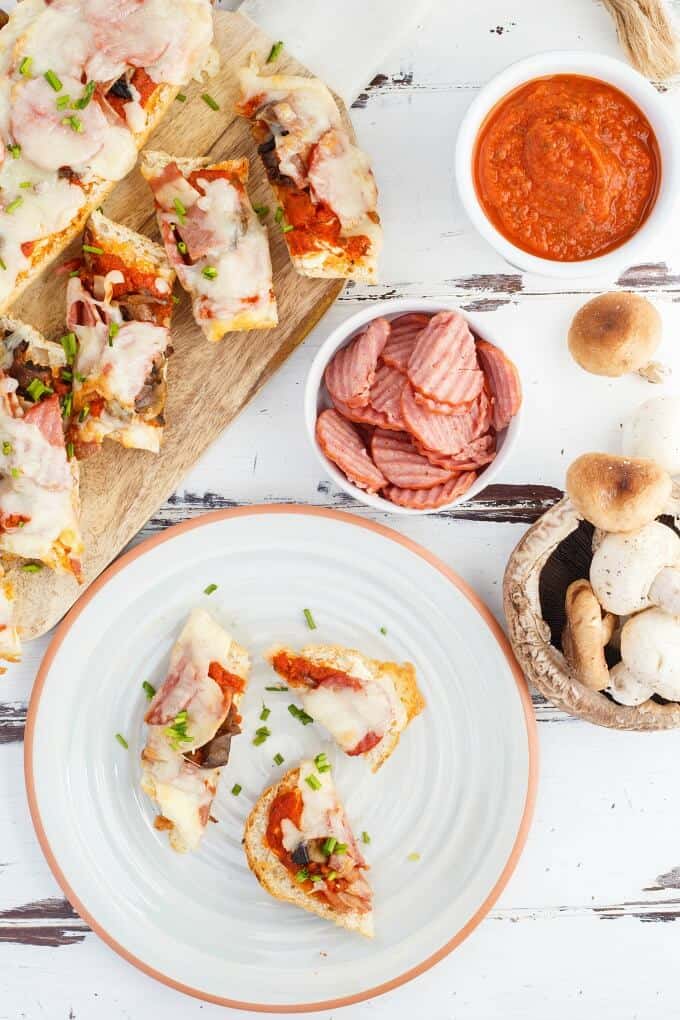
[561,578,616,691]
[620,607,680,701]
[607,661,655,706]
[622,395,680,476]
[590,521,680,616]
[567,292,668,383]
[566,452,672,533]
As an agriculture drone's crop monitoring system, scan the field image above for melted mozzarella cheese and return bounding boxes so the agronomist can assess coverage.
[142,730,219,852]
[0,415,72,489]
[0,474,80,565]
[301,683,393,752]
[308,129,378,228]
[97,321,169,407]
[171,608,235,678]
[170,177,274,325]
[297,761,347,842]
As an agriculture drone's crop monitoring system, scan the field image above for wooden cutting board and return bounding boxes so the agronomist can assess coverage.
[9,10,348,640]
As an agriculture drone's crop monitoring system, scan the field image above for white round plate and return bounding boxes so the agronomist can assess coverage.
[26,506,537,1012]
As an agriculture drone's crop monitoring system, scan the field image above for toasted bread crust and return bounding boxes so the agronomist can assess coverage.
[244,767,374,937]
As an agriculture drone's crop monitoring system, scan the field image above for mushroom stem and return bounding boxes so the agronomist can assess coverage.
[637,360,671,384]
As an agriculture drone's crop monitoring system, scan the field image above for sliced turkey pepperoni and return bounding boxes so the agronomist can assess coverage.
[382,313,431,371]
[316,408,387,493]
[331,396,393,430]
[11,76,109,173]
[418,433,496,471]
[413,383,482,416]
[384,471,477,509]
[23,394,65,448]
[324,318,390,408]
[407,311,478,403]
[401,384,477,456]
[146,161,200,213]
[476,339,522,431]
[371,429,455,489]
[368,364,407,428]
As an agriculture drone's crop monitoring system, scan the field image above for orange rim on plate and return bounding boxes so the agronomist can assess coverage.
[24,505,539,1012]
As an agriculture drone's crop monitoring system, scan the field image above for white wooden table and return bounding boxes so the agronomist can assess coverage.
[4,1,680,1017]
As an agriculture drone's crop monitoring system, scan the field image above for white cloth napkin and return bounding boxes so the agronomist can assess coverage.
[231,0,436,107]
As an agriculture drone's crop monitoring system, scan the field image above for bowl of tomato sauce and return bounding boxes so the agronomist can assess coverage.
[455,51,679,278]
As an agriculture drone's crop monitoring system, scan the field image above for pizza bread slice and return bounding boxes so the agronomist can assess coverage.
[244,760,374,937]
[141,608,250,853]
[266,644,424,772]
[141,150,278,341]
[0,0,215,313]
[66,211,176,454]
[0,325,83,579]
[237,56,382,283]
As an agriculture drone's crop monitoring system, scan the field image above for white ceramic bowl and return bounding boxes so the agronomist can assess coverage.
[304,299,522,515]
[455,51,680,279]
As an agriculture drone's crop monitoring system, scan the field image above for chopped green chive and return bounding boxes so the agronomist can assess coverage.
[63,115,83,133]
[407,852,421,862]
[334,842,348,855]
[203,582,218,595]
[310,873,324,883]
[56,94,71,110]
[177,240,188,255]
[314,752,331,773]
[69,269,80,278]
[0,258,6,271]
[231,783,242,796]
[61,392,72,419]
[19,57,33,78]
[260,705,271,721]
[327,870,338,881]
[361,830,371,844]
[115,733,129,749]
[273,752,284,766]
[265,685,288,692]
[75,372,87,383]
[19,181,32,189]
[171,294,180,305]
[8,144,20,159]
[10,467,20,479]
[305,773,322,791]
[66,441,75,460]
[202,266,218,280]
[108,321,119,345]
[74,80,95,110]
[2,441,11,455]
[82,244,103,255]
[253,204,269,219]
[26,378,52,401]
[176,92,187,103]
[288,704,314,725]
[21,563,42,573]
[295,868,308,883]
[5,197,23,214]
[201,92,219,111]
[266,40,284,63]
[380,626,387,635]
[322,836,337,856]
[61,332,77,363]
[142,680,156,700]
[303,608,316,630]
[79,404,90,423]
[44,69,63,92]
[165,709,192,749]
[252,727,270,746]
[173,197,187,224]
[282,223,293,233]
[274,206,284,224]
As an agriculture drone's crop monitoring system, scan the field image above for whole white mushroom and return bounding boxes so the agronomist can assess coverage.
[620,607,680,701]
[623,395,680,476]
[607,661,654,706]
[590,522,680,616]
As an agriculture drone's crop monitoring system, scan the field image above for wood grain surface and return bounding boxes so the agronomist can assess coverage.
[9,10,346,640]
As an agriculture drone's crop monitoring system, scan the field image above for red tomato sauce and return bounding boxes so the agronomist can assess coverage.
[280,186,371,262]
[473,74,661,262]
[271,650,363,690]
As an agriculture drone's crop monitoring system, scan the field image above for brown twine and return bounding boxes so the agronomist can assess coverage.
[603,0,680,79]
